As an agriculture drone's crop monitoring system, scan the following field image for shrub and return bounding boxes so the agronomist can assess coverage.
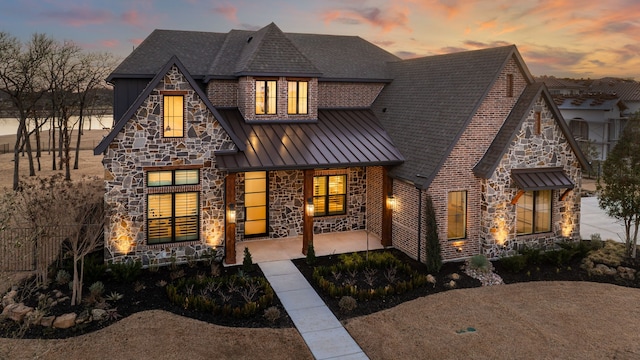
[55,269,71,286]
[499,255,527,273]
[82,251,108,285]
[520,247,542,265]
[242,247,254,272]
[306,243,316,265]
[263,306,281,323]
[89,281,105,297]
[338,296,357,312]
[109,260,142,283]
[468,254,491,273]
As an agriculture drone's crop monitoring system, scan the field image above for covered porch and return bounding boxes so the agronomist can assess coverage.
[234,230,385,264]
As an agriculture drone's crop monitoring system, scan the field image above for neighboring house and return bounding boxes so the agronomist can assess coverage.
[95,23,589,266]
[553,94,628,161]
[589,78,640,115]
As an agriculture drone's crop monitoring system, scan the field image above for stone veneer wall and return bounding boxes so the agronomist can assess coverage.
[237,76,318,121]
[480,96,582,258]
[391,56,528,262]
[318,82,385,108]
[231,167,367,243]
[103,65,235,265]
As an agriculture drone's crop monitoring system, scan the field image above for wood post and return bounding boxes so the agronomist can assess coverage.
[381,168,393,247]
[225,173,236,264]
[302,169,314,255]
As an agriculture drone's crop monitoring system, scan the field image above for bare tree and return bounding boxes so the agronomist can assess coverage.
[0,32,54,190]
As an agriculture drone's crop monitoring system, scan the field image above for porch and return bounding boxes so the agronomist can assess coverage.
[233,230,385,264]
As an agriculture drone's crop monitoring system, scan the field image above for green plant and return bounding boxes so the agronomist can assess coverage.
[520,247,543,265]
[55,269,71,285]
[105,291,123,302]
[82,251,108,285]
[89,281,105,297]
[338,295,357,312]
[306,243,316,265]
[242,247,254,272]
[499,254,527,273]
[468,254,491,273]
[263,306,281,323]
[109,260,142,283]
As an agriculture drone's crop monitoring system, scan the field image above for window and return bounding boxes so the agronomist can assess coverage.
[516,190,551,235]
[256,80,276,115]
[506,74,514,97]
[447,191,467,239]
[313,174,346,216]
[288,81,308,114]
[569,119,589,140]
[147,169,200,244]
[244,171,267,236]
[534,111,541,135]
[163,95,183,137]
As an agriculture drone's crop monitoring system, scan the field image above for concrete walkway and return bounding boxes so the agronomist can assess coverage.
[580,196,626,241]
[259,260,368,360]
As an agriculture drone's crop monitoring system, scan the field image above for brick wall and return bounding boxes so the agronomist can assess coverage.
[318,82,385,108]
[206,80,238,107]
[366,166,383,238]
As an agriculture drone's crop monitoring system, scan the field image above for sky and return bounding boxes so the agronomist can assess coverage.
[1,0,639,80]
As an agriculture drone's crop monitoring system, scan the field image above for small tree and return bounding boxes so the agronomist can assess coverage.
[424,195,442,272]
[597,114,640,258]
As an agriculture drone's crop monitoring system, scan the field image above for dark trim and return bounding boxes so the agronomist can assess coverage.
[146,191,200,245]
[235,71,323,78]
[515,189,553,235]
[318,77,393,83]
[312,174,348,217]
[242,170,270,238]
[216,160,403,173]
[244,119,318,125]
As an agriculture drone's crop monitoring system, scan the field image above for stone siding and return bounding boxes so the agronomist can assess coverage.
[318,82,385,108]
[103,65,235,265]
[480,97,582,258]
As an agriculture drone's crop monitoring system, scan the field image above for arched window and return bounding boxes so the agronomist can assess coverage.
[569,119,588,140]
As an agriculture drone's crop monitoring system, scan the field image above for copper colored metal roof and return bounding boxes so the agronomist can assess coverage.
[215,108,404,171]
[511,167,574,191]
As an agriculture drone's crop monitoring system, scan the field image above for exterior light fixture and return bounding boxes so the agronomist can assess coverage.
[306,197,314,216]
[387,193,396,210]
[228,203,236,224]
[456,247,463,253]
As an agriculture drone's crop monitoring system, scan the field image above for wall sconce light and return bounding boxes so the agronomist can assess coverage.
[228,203,236,224]
[306,197,314,216]
[456,247,463,253]
[387,193,396,211]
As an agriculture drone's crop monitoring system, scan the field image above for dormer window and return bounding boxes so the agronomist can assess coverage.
[256,80,276,115]
[288,80,308,114]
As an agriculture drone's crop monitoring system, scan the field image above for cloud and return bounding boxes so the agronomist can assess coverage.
[463,40,511,49]
[395,50,418,58]
[100,39,119,48]
[321,4,411,33]
[212,4,238,22]
[40,6,113,27]
[122,10,140,26]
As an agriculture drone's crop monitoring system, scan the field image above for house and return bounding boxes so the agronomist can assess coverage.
[553,94,628,161]
[95,23,589,266]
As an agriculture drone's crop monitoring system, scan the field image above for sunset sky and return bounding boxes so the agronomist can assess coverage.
[1,0,639,79]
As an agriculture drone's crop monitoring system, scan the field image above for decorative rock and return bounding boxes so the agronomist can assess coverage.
[595,264,617,276]
[53,313,77,329]
[40,316,56,327]
[617,266,636,280]
[76,310,90,324]
[91,308,107,321]
[2,303,34,322]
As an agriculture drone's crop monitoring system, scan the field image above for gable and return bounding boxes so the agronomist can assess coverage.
[95,56,244,155]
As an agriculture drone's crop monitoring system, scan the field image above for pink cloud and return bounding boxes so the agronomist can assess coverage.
[101,39,119,48]
[212,5,238,22]
[122,10,140,26]
[40,6,113,27]
[321,4,411,33]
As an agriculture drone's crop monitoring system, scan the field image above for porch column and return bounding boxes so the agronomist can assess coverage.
[381,168,393,247]
[302,169,314,255]
[225,172,236,264]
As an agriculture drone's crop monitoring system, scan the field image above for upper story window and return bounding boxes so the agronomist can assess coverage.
[506,74,514,97]
[163,95,184,137]
[256,80,276,115]
[569,119,589,140]
[288,81,308,115]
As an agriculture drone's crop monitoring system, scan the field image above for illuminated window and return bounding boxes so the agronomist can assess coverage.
[516,190,551,235]
[256,80,276,115]
[147,169,200,244]
[313,174,346,216]
[244,171,268,236]
[163,95,183,137]
[288,81,308,114]
[506,74,513,97]
[447,191,466,239]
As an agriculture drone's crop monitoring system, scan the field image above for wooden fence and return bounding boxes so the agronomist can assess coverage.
[0,225,99,272]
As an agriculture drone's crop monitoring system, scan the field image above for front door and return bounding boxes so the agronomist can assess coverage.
[244,171,267,236]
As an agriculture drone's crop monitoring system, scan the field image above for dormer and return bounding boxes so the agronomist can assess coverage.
[233,23,321,122]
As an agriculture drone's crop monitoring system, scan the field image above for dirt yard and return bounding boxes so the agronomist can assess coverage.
[1,281,638,359]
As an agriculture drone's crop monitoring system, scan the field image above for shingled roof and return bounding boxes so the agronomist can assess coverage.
[372,45,533,189]
[108,23,399,82]
[473,83,591,178]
